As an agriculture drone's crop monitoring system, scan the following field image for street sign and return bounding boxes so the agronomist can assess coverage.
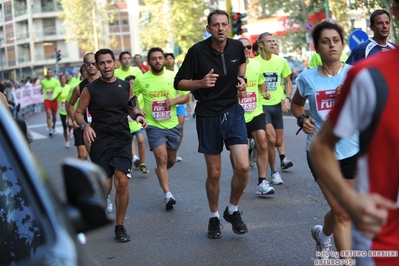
[348,30,368,50]
[305,22,313,32]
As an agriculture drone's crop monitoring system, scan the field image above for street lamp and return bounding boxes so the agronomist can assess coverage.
[325,0,331,19]
[0,38,4,81]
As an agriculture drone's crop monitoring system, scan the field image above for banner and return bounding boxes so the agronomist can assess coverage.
[15,85,43,109]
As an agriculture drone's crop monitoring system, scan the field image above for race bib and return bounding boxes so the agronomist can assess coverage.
[46,91,53,99]
[151,101,171,121]
[315,89,336,121]
[86,108,92,123]
[239,91,257,112]
[263,72,278,91]
[61,101,66,112]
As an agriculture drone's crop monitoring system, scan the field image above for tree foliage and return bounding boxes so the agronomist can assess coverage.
[140,0,206,57]
[60,0,117,52]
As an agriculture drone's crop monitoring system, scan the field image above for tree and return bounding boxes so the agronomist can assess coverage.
[140,0,206,57]
[60,0,117,52]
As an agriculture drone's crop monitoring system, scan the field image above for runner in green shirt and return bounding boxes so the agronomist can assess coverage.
[40,69,60,136]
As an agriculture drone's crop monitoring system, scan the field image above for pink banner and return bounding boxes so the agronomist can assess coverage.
[15,85,44,109]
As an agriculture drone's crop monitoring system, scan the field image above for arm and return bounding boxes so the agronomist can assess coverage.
[74,87,95,143]
[66,86,80,128]
[176,69,219,91]
[291,89,315,134]
[128,85,147,129]
[281,76,292,112]
[259,82,270,100]
[165,93,190,107]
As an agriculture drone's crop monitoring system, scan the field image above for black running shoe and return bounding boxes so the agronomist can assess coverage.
[115,225,131,243]
[208,217,222,239]
[223,207,248,235]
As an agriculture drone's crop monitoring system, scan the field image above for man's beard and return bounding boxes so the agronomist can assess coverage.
[150,64,163,74]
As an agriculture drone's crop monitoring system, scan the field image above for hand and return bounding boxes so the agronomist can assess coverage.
[302,117,316,134]
[236,77,246,98]
[237,90,246,98]
[83,125,96,144]
[347,193,397,239]
[262,92,271,100]
[201,69,219,88]
[164,95,174,107]
[136,116,148,129]
[281,98,290,113]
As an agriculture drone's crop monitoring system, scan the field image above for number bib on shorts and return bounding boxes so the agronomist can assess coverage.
[151,101,171,121]
[240,91,257,112]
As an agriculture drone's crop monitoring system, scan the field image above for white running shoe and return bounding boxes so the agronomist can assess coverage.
[106,198,113,213]
[311,225,332,259]
[281,157,293,170]
[164,194,176,210]
[65,141,70,148]
[256,180,275,196]
[271,171,284,185]
[77,232,87,244]
[176,155,182,162]
[52,128,57,136]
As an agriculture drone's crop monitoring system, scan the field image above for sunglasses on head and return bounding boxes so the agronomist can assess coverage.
[243,45,252,50]
[84,61,96,66]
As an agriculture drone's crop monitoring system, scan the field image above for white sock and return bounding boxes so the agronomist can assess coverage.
[228,203,238,215]
[209,211,219,219]
[317,227,332,243]
[133,155,139,161]
[165,191,173,198]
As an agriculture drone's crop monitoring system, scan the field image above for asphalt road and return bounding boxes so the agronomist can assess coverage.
[27,111,329,266]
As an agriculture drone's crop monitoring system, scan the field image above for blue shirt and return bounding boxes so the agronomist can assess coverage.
[296,64,359,160]
[346,37,396,65]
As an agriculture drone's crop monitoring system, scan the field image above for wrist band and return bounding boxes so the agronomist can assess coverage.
[134,113,143,120]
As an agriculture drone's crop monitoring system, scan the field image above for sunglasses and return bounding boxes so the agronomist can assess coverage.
[84,61,96,66]
[243,45,252,50]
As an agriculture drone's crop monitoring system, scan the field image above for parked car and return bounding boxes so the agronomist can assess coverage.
[0,102,111,265]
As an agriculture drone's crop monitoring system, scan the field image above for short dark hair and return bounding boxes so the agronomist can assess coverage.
[252,41,259,53]
[79,64,85,76]
[95,48,115,63]
[0,83,5,93]
[83,52,95,63]
[311,20,344,51]
[164,53,175,59]
[370,9,391,26]
[207,9,229,26]
[125,75,136,82]
[119,51,132,61]
[147,47,164,62]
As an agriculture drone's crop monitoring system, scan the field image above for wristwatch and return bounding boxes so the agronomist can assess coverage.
[286,96,292,102]
[80,123,87,130]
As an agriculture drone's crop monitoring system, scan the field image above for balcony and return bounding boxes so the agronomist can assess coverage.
[33,29,66,42]
[32,5,63,14]
[18,56,32,63]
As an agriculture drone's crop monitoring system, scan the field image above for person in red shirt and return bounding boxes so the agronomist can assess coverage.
[133,54,149,73]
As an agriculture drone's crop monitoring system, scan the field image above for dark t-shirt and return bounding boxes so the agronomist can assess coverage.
[79,79,90,122]
[86,78,131,143]
[174,38,245,116]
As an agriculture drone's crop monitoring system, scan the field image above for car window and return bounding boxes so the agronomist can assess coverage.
[0,142,46,264]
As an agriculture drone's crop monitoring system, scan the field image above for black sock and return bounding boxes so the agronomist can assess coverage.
[258,177,266,185]
[279,154,285,162]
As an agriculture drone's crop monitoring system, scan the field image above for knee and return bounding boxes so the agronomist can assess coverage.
[167,160,175,169]
[275,139,282,147]
[115,176,129,190]
[235,163,249,178]
[208,168,222,180]
[256,140,268,154]
[333,209,351,225]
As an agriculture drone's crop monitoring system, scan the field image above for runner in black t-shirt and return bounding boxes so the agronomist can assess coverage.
[175,9,249,239]
[75,48,147,243]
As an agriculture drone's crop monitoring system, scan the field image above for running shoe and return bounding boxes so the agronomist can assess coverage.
[52,128,57,136]
[176,155,182,162]
[223,207,248,235]
[49,128,53,137]
[65,141,70,149]
[256,180,275,196]
[139,163,149,174]
[311,225,332,259]
[106,197,112,213]
[208,217,223,239]
[281,157,293,170]
[271,171,283,185]
[133,155,141,168]
[127,168,132,179]
[115,225,130,243]
[164,194,176,210]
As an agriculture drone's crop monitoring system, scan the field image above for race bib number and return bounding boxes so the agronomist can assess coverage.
[151,101,171,121]
[86,108,92,123]
[263,72,278,91]
[315,89,336,121]
[46,91,53,99]
[239,91,257,112]
[61,101,66,112]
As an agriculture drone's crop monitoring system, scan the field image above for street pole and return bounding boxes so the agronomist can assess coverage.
[0,38,4,80]
[325,0,330,19]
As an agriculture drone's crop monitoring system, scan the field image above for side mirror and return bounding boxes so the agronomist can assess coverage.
[62,158,112,233]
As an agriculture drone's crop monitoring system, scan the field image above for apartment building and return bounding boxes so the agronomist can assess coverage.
[0,0,139,80]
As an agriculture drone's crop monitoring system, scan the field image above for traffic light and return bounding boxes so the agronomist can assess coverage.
[231,12,248,36]
[56,50,61,62]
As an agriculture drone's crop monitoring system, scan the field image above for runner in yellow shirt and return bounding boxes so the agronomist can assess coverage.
[255,32,293,185]
[134,47,190,210]
[40,69,60,136]
[54,74,72,148]
[114,51,143,80]
[239,38,275,196]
